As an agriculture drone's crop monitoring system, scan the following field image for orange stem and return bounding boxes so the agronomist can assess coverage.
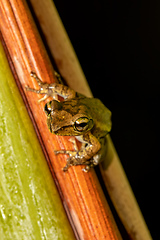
[0,0,122,239]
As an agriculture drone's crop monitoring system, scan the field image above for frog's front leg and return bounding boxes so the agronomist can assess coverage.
[55,132,101,172]
[25,72,76,101]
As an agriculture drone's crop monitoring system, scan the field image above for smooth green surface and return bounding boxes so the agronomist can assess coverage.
[0,43,75,239]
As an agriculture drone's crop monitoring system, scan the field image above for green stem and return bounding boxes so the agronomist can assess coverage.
[0,42,75,240]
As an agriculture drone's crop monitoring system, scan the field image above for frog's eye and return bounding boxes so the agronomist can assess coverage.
[74,117,93,132]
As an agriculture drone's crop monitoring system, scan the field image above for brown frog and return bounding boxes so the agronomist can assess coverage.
[26,72,112,172]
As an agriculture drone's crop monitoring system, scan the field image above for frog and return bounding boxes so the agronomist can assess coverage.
[25,72,112,172]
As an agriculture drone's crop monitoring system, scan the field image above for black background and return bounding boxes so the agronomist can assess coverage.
[52,1,159,239]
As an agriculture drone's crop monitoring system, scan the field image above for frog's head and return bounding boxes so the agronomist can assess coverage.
[44,100,94,136]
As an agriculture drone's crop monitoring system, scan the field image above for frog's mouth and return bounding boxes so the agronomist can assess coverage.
[54,126,82,136]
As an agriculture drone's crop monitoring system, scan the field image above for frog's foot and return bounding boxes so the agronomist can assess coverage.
[82,160,98,172]
[55,137,82,171]
[55,139,101,172]
[25,72,48,95]
[54,149,101,172]
[54,149,77,157]
[63,160,74,172]
[54,150,97,172]
[25,85,53,102]
[25,72,58,101]
[54,149,79,171]
[82,161,97,172]
[82,153,102,172]
[54,137,78,157]
[26,72,46,90]
[30,72,43,85]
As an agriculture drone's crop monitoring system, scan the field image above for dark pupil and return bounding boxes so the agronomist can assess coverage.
[75,120,89,132]
[78,122,87,128]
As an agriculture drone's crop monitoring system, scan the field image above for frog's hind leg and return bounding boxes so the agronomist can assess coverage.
[82,137,108,172]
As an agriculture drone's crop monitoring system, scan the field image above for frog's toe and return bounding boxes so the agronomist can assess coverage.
[92,153,102,165]
[54,149,77,157]
[54,150,71,155]
[54,150,65,155]
[63,163,70,171]
[82,158,99,172]
[38,95,49,102]
[82,165,91,172]
[63,157,75,171]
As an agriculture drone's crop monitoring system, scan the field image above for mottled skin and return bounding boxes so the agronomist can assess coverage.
[26,72,112,172]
